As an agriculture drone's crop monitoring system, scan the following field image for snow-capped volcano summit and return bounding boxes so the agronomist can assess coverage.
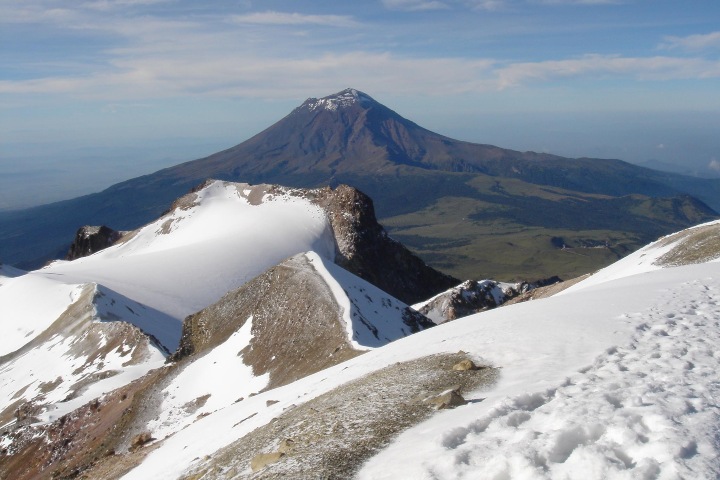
[300,88,375,112]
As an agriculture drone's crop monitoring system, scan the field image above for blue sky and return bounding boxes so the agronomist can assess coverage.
[1,0,719,210]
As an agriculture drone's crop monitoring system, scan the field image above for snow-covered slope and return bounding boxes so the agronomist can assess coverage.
[4,196,720,479]
[563,218,720,294]
[0,270,85,357]
[115,222,720,479]
[0,283,167,430]
[0,180,439,454]
[307,252,430,348]
[36,181,336,348]
[143,251,432,443]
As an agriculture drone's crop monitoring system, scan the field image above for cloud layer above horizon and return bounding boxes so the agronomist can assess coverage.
[2,0,719,100]
[1,0,719,211]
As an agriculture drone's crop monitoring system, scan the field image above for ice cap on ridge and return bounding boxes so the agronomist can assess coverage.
[302,88,375,112]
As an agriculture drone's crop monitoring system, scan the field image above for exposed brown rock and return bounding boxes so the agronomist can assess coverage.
[250,452,285,472]
[427,386,468,410]
[452,359,478,371]
[170,254,363,391]
[129,431,154,451]
[0,367,169,480]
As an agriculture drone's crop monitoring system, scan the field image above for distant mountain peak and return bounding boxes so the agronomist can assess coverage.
[300,87,375,113]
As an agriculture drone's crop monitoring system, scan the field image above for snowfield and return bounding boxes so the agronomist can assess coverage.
[3,186,719,479]
[124,223,720,479]
[32,181,337,350]
[0,272,83,356]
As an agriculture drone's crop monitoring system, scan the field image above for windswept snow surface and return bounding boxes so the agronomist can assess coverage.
[0,273,83,355]
[563,218,720,294]
[359,264,720,480]
[305,251,422,349]
[125,251,720,479]
[34,181,336,349]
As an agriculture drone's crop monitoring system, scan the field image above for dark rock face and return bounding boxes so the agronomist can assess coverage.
[222,181,458,305]
[66,226,122,260]
[309,184,459,305]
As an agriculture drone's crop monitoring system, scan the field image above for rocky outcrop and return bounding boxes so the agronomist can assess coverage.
[417,277,562,324]
[243,182,457,305]
[171,252,432,391]
[66,225,122,260]
[170,254,363,389]
[310,184,459,305]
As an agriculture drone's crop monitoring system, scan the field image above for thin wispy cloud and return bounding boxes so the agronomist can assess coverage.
[231,11,360,28]
[495,54,720,89]
[660,31,720,51]
[3,46,719,101]
[381,0,450,11]
[83,0,171,10]
[466,0,509,11]
[537,0,623,5]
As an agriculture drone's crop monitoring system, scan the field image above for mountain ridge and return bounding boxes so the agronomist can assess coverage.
[3,219,719,479]
[0,88,718,280]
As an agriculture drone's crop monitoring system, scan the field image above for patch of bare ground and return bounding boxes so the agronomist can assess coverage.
[653,223,720,267]
[0,367,171,480]
[181,352,497,480]
[504,274,590,305]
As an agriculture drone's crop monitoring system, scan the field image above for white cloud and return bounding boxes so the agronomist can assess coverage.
[83,0,171,10]
[4,49,719,102]
[536,0,623,4]
[709,159,720,172]
[2,1,720,103]
[466,0,509,11]
[381,0,450,11]
[494,54,720,89]
[0,51,497,100]
[230,11,359,28]
[660,31,720,51]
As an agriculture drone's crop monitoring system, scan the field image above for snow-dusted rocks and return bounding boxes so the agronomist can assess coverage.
[300,88,374,113]
[414,278,561,324]
[415,279,519,324]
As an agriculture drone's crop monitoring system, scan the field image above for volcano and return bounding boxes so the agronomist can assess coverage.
[1,88,718,279]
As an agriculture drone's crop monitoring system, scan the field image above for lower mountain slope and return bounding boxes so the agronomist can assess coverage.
[2,217,719,479]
